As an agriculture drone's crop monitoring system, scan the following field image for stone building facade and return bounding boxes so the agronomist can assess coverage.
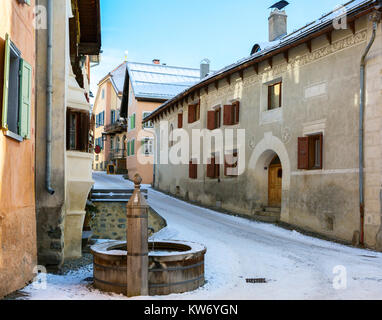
[35,0,101,267]
[145,1,382,250]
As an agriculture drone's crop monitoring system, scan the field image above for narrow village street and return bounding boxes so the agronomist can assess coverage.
[13,173,382,300]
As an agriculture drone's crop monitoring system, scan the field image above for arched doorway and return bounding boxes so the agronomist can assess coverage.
[268,155,282,208]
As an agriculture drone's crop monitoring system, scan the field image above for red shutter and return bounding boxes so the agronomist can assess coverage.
[207,111,216,130]
[178,113,183,129]
[188,104,195,123]
[207,157,216,178]
[234,101,240,124]
[298,137,309,169]
[223,105,233,125]
[189,161,197,179]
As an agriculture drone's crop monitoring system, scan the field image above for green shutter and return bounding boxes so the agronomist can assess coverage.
[2,34,10,130]
[127,141,130,156]
[132,114,136,129]
[19,59,32,139]
[131,139,135,155]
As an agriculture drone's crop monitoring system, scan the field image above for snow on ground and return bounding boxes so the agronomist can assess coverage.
[16,173,382,300]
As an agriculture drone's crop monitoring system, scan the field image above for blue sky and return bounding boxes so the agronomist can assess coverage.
[90,0,347,96]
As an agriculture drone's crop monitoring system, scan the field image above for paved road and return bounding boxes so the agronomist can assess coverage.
[92,172,382,300]
[147,189,382,300]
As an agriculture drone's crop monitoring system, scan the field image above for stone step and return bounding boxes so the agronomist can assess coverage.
[252,214,280,223]
[264,207,281,213]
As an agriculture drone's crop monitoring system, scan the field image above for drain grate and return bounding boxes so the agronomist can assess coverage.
[246,278,268,284]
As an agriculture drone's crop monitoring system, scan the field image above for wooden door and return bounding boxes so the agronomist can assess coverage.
[268,163,282,208]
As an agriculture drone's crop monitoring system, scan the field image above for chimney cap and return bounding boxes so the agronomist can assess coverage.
[152,59,160,64]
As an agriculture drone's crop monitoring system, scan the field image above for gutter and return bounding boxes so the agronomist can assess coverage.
[359,8,381,246]
[46,0,55,195]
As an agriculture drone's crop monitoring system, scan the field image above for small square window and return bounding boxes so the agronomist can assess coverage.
[268,82,282,110]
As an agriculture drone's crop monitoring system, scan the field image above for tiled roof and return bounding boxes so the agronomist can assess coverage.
[126,62,200,100]
[110,62,127,94]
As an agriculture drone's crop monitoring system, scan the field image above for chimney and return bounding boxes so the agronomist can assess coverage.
[152,59,160,65]
[200,59,210,79]
[268,9,287,42]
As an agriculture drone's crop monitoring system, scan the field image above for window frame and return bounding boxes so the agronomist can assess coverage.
[267,82,282,110]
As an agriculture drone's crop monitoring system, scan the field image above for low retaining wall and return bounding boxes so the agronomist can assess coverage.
[89,202,167,240]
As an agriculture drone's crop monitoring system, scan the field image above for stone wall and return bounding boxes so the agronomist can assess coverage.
[89,202,167,240]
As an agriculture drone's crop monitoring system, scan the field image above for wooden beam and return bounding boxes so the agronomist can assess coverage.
[239,70,244,80]
[253,63,258,74]
[283,50,289,63]
[205,86,209,95]
[268,58,273,69]
[191,92,195,101]
[326,32,332,45]
[349,21,356,35]
[226,75,231,86]
[215,80,219,91]
[196,89,200,97]
[307,40,312,53]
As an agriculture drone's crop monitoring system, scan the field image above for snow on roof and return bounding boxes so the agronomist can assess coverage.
[144,0,376,121]
[126,62,200,100]
[109,62,127,94]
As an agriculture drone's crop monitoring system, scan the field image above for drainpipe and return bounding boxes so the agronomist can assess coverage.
[359,10,380,245]
[46,0,55,195]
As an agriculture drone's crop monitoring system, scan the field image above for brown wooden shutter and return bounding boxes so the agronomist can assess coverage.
[189,161,197,179]
[207,111,216,130]
[223,105,233,125]
[178,113,183,129]
[234,101,240,124]
[207,157,216,178]
[298,137,309,169]
[188,104,195,123]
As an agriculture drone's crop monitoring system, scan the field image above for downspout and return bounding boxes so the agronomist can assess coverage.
[46,0,55,195]
[359,10,380,246]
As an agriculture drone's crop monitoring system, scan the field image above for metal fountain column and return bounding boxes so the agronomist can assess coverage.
[126,174,149,297]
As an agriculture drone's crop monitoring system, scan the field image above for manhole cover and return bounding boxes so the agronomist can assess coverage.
[246,278,267,284]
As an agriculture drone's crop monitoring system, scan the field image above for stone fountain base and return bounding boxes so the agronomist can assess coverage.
[91,240,207,296]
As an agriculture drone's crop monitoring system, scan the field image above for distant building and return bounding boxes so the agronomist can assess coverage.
[93,60,201,184]
[93,62,127,174]
[144,0,382,250]
[0,0,37,298]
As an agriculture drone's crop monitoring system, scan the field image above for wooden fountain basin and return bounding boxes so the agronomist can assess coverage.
[91,240,207,296]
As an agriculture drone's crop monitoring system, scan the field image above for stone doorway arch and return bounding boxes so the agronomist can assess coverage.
[248,133,291,222]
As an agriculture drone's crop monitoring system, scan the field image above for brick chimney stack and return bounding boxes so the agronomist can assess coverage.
[152,59,160,65]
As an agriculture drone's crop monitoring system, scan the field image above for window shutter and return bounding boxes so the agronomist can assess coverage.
[298,137,309,170]
[178,113,183,129]
[127,141,130,156]
[80,112,89,152]
[2,34,10,130]
[223,105,233,125]
[131,139,135,155]
[133,114,136,129]
[19,59,32,139]
[207,110,216,130]
[189,161,197,179]
[188,104,195,124]
[207,157,216,178]
[234,101,240,124]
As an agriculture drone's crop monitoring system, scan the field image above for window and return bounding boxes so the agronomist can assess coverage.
[66,109,90,152]
[188,102,200,124]
[102,88,105,99]
[298,134,323,170]
[110,137,114,151]
[1,35,32,140]
[224,151,239,177]
[129,113,136,131]
[268,82,282,110]
[178,113,183,129]
[111,110,116,124]
[223,102,240,126]
[141,138,154,155]
[207,155,220,179]
[96,111,105,128]
[95,155,99,161]
[143,112,153,128]
[130,139,135,155]
[189,159,198,179]
[207,107,222,130]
